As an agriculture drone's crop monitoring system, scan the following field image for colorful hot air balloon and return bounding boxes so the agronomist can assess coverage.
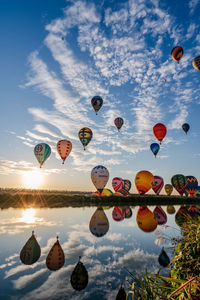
[91,96,103,115]
[194,186,200,197]
[70,257,88,291]
[34,143,51,168]
[171,174,187,196]
[152,176,164,195]
[46,237,65,271]
[135,170,154,195]
[91,165,109,194]
[114,188,129,196]
[136,206,157,232]
[186,176,198,196]
[182,123,190,134]
[57,139,72,164]
[20,231,41,265]
[165,184,173,196]
[89,207,109,237]
[112,207,125,221]
[192,56,200,71]
[171,46,184,63]
[114,117,124,131]
[94,188,113,196]
[153,206,167,225]
[150,143,160,157]
[124,207,132,219]
[175,206,190,227]
[188,205,200,218]
[112,177,124,192]
[158,248,170,267]
[78,127,93,150]
[152,123,167,144]
[116,285,126,300]
[123,179,132,192]
[167,206,176,214]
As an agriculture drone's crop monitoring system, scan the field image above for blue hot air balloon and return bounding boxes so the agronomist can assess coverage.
[150,143,160,157]
[182,123,190,134]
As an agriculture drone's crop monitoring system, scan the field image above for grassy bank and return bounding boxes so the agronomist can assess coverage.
[0,191,199,208]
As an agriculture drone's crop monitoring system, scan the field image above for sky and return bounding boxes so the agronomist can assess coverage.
[1,0,200,192]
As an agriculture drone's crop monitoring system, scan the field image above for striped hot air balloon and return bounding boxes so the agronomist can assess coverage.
[185,176,198,197]
[152,176,164,195]
[153,206,167,225]
[171,174,187,196]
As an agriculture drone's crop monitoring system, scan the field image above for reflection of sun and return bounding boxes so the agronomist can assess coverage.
[22,170,44,188]
[21,208,36,224]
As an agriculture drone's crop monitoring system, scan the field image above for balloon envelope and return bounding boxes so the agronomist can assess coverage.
[150,143,160,157]
[152,176,164,195]
[192,56,200,71]
[136,206,157,232]
[171,174,187,196]
[171,46,184,62]
[91,165,109,193]
[78,128,93,150]
[175,206,190,227]
[186,175,198,196]
[70,259,88,291]
[91,96,103,114]
[112,177,124,192]
[135,170,154,195]
[123,179,132,192]
[34,143,51,167]
[89,207,109,237]
[167,205,176,214]
[57,139,72,164]
[165,184,173,196]
[152,123,167,143]
[158,248,170,267]
[46,238,65,271]
[114,117,124,131]
[94,189,113,196]
[182,123,190,134]
[20,231,41,265]
[112,207,125,222]
[153,206,167,225]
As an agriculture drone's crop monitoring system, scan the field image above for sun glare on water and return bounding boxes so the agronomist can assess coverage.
[22,170,44,189]
[21,208,36,224]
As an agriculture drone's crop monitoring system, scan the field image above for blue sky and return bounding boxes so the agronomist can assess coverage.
[1,0,200,192]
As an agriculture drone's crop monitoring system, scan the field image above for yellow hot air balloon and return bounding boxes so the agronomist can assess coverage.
[167,205,176,214]
[192,56,200,71]
[136,206,158,232]
[171,46,184,63]
[165,184,173,196]
[46,237,65,271]
[135,170,154,195]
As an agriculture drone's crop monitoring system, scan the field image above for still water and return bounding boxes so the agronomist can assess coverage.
[0,205,185,299]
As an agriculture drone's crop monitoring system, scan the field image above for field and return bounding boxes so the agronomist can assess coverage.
[0,190,199,208]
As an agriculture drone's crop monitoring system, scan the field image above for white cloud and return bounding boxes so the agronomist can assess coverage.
[12,268,47,289]
[189,0,200,15]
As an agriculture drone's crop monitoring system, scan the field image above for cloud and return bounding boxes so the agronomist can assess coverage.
[189,0,200,15]
[12,268,47,289]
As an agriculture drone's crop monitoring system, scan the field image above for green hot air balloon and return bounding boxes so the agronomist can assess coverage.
[70,257,88,291]
[20,231,41,265]
[171,174,187,196]
[78,128,93,150]
[34,143,51,168]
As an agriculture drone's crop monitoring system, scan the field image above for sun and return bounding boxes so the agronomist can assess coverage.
[22,170,44,189]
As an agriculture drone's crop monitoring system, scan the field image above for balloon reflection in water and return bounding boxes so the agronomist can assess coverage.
[124,207,132,218]
[158,248,170,267]
[153,206,167,225]
[89,207,109,237]
[175,206,190,227]
[20,231,41,265]
[116,285,126,300]
[136,206,157,232]
[166,205,176,214]
[46,237,65,271]
[112,207,125,222]
[70,257,88,291]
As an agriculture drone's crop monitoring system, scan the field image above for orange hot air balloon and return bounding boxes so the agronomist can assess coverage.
[136,206,158,232]
[57,139,72,164]
[153,123,167,144]
[171,46,184,63]
[135,170,154,195]
[46,237,65,271]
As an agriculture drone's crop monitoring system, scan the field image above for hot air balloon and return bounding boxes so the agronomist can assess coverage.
[89,207,109,237]
[188,205,200,218]
[34,143,51,168]
[135,171,154,195]
[136,206,158,232]
[91,96,103,115]
[78,127,93,150]
[167,206,176,214]
[152,123,167,144]
[182,123,190,134]
[165,184,173,196]
[175,206,190,227]
[112,177,124,192]
[70,257,88,291]
[124,207,132,219]
[20,231,41,265]
[186,176,198,196]
[171,46,184,63]
[94,188,113,196]
[123,179,132,192]
[150,143,160,157]
[46,237,65,271]
[194,186,200,197]
[112,207,125,221]
[171,174,187,196]
[192,56,200,71]
[114,188,129,196]
[153,206,167,225]
[152,176,164,195]
[114,117,124,131]
[158,248,170,267]
[57,139,72,164]
[116,285,126,300]
[91,165,109,194]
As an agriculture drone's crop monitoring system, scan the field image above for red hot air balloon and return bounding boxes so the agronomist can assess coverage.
[153,123,167,144]
[112,177,124,192]
[153,206,167,225]
[112,207,125,221]
[152,176,164,195]
[57,140,72,164]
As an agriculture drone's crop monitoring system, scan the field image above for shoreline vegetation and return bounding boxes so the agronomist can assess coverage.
[0,189,199,208]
